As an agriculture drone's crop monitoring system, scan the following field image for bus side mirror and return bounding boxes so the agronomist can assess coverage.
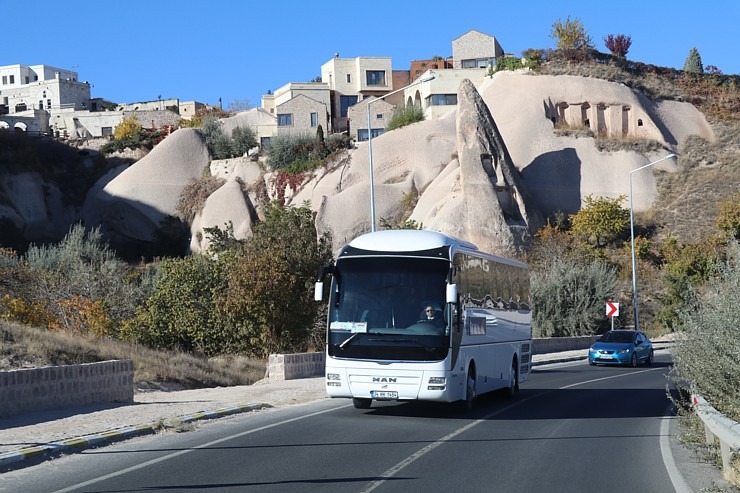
[314,282,324,302]
[446,283,458,304]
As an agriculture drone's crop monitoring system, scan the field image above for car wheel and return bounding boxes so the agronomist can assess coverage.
[507,360,519,397]
[588,359,595,366]
[630,353,638,368]
[352,397,372,409]
[463,368,476,411]
[646,350,654,366]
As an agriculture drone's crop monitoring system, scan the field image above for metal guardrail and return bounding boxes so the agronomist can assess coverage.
[692,393,740,483]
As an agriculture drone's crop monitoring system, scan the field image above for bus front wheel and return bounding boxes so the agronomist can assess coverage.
[508,359,519,397]
[353,397,372,409]
[463,368,476,411]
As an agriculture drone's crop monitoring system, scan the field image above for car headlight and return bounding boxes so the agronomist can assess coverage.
[617,348,631,354]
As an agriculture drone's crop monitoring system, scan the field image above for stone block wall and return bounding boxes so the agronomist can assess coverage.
[267,352,325,381]
[0,360,134,418]
[532,336,598,354]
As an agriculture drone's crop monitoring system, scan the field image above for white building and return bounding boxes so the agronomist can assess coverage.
[0,64,91,116]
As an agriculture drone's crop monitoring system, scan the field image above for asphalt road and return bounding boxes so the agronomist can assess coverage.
[0,354,700,492]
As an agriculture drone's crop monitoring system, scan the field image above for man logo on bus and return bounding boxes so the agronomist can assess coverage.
[372,377,397,383]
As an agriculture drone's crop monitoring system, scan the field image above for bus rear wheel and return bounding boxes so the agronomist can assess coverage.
[352,397,372,409]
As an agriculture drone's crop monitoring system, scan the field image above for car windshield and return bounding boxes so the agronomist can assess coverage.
[599,331,635,343]
[326,256,450,361]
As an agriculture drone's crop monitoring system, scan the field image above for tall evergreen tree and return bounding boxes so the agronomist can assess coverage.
[682,47,704,73]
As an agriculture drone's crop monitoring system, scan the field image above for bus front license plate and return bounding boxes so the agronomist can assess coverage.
[371,391,398,400]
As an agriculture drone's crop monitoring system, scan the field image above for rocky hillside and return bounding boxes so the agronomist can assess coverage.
[0,62,737,257]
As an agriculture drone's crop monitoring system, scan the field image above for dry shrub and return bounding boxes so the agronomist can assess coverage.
[0,321,265,388]
[176,176,226,224]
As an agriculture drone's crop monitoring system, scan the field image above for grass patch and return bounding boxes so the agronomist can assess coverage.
[0,321,265,389]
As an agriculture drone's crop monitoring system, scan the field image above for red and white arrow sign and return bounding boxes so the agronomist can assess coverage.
[606,302,619,317]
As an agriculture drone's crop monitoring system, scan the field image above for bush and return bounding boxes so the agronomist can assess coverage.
[231,126,258,157]
[495,57,524,73]
[123,255,227,355]
[386,104,424,131]
[216,202,333,356]
[176,176,227,224]
[670,241,739,421]
[569,195,629,247]
[603,34,632,58]
[531,255,617,337]
[17,225,156,336]
[266,133,350,172]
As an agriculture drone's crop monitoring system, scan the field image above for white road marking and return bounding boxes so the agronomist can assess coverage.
[362,365,672,493]
[51,403,351,493]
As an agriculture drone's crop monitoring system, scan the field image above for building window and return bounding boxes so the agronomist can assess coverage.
[38,101,43,110]
[34,75,38,81]
[427,94,458,106]
[376,114,383,119]
[357,128,384,142]
[1,76,6,85]
[310,112,317,127]
[277,113,292,126]
[461,59,477,69]
[346,74,351,83]
[101,127,113,136]
[339,95,358,117]
[366,70,386,86]
[9,75,14,84]
[47,99,52,109]
[25,76,29,84]
[260,136,272,147]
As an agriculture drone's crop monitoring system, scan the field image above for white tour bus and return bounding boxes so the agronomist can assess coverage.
[314,230,532,409]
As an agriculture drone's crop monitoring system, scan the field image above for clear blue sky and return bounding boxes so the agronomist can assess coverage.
[5,0,738,108]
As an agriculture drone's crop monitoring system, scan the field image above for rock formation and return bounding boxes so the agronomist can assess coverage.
[83,128,209,248]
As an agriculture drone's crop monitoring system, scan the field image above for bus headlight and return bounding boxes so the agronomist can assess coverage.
[428,377,446,385]
[326,373,342,386]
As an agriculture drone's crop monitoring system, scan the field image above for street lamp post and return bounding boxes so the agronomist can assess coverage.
[367,73,435,232]
[629,153,676,332]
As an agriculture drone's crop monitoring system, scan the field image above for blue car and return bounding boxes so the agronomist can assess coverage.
[588,330,654,367]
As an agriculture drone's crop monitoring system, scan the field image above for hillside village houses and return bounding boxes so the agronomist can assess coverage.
[1,30,510,145]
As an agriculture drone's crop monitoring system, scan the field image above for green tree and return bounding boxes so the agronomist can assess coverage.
[568,195,629,247]
[125,255,226,355]
[682,47,704,73]
[231,125,258,156]
[217,202,333,356]
[550,16,594,51]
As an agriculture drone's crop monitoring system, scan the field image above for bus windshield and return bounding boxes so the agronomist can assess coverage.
[327,256,450,361]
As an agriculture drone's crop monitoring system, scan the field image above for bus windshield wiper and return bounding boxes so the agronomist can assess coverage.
[339,333,360,349]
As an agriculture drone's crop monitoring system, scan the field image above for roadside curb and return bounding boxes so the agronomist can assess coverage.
[0,402,268,472]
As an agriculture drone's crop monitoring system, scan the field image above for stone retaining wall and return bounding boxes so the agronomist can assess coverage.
[0,360,134,418]
[532,336,598,354]
[267,352,325,381]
